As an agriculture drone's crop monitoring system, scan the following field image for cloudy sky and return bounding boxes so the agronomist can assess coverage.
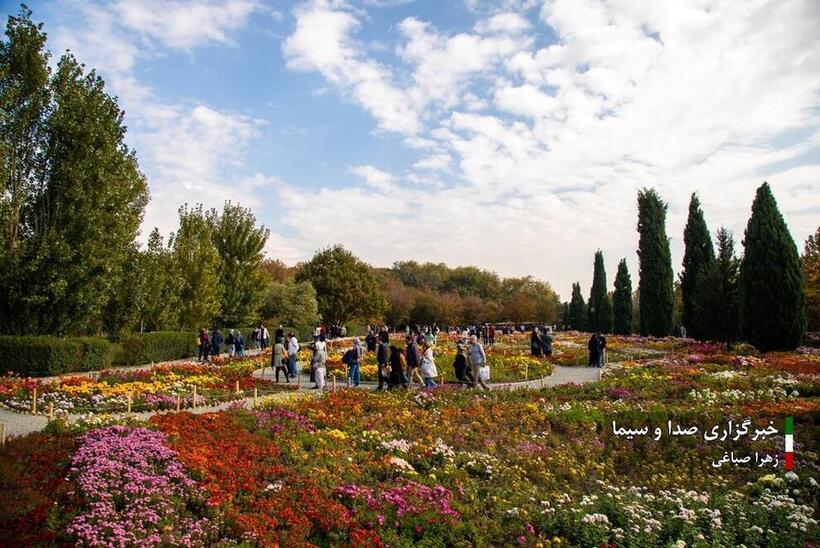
[11,0,820,298]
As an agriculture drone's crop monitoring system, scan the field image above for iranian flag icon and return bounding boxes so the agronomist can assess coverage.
[785,417,794,470]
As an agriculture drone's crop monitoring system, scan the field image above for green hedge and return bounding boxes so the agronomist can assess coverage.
[0,336,112,377]
[117,331,199,365]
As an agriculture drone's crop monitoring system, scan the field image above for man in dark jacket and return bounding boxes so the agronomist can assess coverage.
[210,329,223,357]
[376,339,389,390]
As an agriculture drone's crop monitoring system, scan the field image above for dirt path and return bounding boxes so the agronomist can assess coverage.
[0,364,600,438]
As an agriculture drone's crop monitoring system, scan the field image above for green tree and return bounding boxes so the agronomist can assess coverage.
[612,259,633,335]
[261,279,319,336]
[568,282,586,331]
[739,182,805,351]
[172,205,221,330]
[17,53,147,334]
[139,228,180,331]
[803,227,820,331]
[588,251,612,332]
[210,202,269,326]
[296,245,386,326]
[637,188,674,336]
[680,193,714,339]
[695,227,739,346]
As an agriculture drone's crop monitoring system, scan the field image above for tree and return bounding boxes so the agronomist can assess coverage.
[637,188,674,336]
[296,245,386,326]
[612,259,633,335]
[172,205,221,330]
[588,251,612,333]
[802,227,820,331]
[694,227,739,346]
[210,202,269,326]
[568,282,586,331]
[138,228,180,331]
[15,53,148,334]
[739,182,805,351]
[680,193,714,339]
[261,280,319,336]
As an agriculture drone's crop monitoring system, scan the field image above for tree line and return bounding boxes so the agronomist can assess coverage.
[563,185,817,352]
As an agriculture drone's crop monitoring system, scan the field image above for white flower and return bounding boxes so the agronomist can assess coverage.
[785,471,798,482]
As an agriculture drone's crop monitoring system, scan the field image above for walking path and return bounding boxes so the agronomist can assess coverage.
[0,364,600,438]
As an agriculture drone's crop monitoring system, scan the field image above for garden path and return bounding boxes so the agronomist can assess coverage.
[0,364,600,438]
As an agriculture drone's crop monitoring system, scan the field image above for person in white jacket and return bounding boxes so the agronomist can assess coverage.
[420,341,438,388]
[287,333,300,379]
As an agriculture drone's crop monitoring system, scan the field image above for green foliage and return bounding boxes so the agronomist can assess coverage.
[680,193,715,339]
[588,251,613,333]
[172,205,222,331]
[694,227,739,346]
[117,331,198,365]
[739,182,805,351]
[260,280,320,336]
[210,202,269,326]
[568,282,586,330]
[0,335,111,376]
[637,188,674,336]
[296,245,386,325]
[612,259,633,335]
[803,226,820,331]
[138,228,180,331]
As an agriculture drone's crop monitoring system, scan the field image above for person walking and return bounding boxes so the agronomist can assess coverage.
[312,334,328,390]
[387,345,408,390]
[251,327,260,350]
[420,341,438,388]
[468,335,490,390]
[236,330,246,356]
[270,337,287,382]
[541,330,553,357]
[198,328,210,362]
[259,325,270,350]
[588,333,600,367]
[488,324,495,346]
[404,336,424,387]
[366,330,377,353]
[453,338,475,387]
[531,327,543,357]
[287,333,300,379]
[226,329,236,357]
[598,334,607,367]
[376,338,389,390]
[210,328,223,358]
[344,338,363,387]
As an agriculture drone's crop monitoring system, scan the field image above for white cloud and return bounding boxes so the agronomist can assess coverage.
[474,12,531,34]
[349,164,397,191]
[413,153,452,171]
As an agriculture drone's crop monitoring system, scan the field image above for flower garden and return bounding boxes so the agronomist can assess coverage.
[0,334,818,546]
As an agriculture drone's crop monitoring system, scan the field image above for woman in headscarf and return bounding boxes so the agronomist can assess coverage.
[453,338,475,387]
[531,327,543,357]
[387,345,408,390]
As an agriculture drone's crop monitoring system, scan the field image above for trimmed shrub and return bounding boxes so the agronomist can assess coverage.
[0,336,112,376]
[117,332,198,365]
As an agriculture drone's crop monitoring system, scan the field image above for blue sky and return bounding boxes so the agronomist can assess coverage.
[5,0,819,299]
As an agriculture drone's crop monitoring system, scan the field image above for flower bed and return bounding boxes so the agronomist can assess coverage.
[0,354,295,415]
[1,339,818,545]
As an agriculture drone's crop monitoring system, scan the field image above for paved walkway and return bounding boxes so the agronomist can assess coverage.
[0,365,600,439]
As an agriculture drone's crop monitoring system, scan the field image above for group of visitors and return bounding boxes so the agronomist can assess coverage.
[196,324,279,362]
[268,329,302,382]
[588,333,607,367]
[530,327,554,357]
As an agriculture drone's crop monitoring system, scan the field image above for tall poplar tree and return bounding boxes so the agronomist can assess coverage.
[172,205,221,331]
[612,259,633,335]
[739,182,805,351]
[636,188,674,336]
[680,193,714,339]
[588,250,612,332]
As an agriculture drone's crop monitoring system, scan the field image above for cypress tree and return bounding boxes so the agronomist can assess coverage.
[612,259,633,335]
[695,227,739,346]
[568,282,586,331]
[803,227,820,331]
[739,182,805,351]
[680,193,714,339]
[637,188,674,336]
[589,251,613,332]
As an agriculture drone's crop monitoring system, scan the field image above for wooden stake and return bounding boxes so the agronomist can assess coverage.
[192,386,197,408]
[235,380,240,395]
[176,394,181,411]
[126,393,132,414]
[525,363,529,381]
[253,387,258,408]
[0,423,5,446]
[31,388,37,415]
[297,371,302,389]
[48,402,54,421]
[332,374,337,391]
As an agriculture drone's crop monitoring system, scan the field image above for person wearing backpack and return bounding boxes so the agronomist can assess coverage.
[287,333,300,379]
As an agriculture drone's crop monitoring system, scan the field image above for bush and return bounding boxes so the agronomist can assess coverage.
[117,331,198,365]
[0,336,112,376]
